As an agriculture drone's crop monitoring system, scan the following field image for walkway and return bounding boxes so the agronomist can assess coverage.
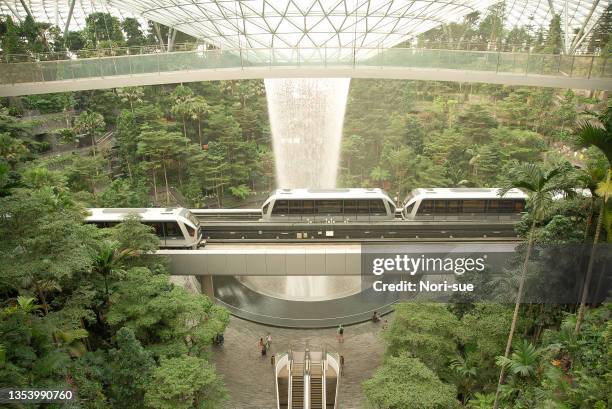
[210,315,389,408]
[1,47,610,96]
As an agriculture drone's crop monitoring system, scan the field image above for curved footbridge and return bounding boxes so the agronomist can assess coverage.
[1,47,610,96]
[159,241,518,327]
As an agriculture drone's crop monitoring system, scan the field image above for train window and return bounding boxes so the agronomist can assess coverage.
[344,200,358,214]
[164,222,183,238]
[317,200,342,214]
[514,200,526,212]
[447,200,461,213]
[185,224,196,238]
[418,200,434,213]
[500,200,515,213]
[434,200,447,213]
[369,200,386,214]
[357,200,370,214]
[404,202,415,214]
[262,203,270,215]
[146,222,164,237]
[463,200,486,213]
[272,200,288,215]
[288,200,303,214]
[302,200,315,215]
[487,200,500,213]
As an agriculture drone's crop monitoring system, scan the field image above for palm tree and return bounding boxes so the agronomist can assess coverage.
[188,96,209,147]
[496,340,541,378]
[370,166,389,189]
[493,161,574,409]
[74,111,105,157]
[93,240,133,304]
[117,87,144,115]
[573,104,612,333]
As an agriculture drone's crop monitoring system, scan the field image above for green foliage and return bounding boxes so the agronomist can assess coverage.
[107,267,229,358]
[107,327,155,408]
[384,303,460,378]
[145,355,227,409]
[363,354,458,409]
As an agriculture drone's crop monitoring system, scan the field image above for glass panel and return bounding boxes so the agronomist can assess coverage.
[164,222,183,238]
[316,200,342,214]
[487,200,500,213]
[288,200,303,214]
[500,200,515,213]
[369,200,386,214]
[404,202,415,214]
[146,222,164,236]
[262,203,269,214]
[272,200,288,215]
[185,224,195,238]
[357,200,370,214]
[302,200,315,215]
[514,200,526,212]
[434,200,447,213]
[344,200,358,214]
[447,200,461,213]
[418,200,433,214]
[463,200,486,213]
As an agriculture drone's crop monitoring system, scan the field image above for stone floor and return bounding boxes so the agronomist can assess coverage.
[210,315,391,409]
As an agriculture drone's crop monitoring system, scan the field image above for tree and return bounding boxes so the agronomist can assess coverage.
[74,111,105,157]
[0,188,96,316]
[493,161,574,408]
[117,87,144,115]
[573,104,612,333]
[188,96,209,147]
[144,355,227,409]
[121,18,146,47]
[363,354,458,409]
[107,327,155,408]
[137,130,187,205]
[83,13,124,48]
[370,166,389,188]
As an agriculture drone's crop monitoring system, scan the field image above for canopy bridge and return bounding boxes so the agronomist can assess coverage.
[1,46,610,96]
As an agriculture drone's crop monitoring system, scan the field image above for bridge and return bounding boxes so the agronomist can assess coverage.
[160,240,518,327]
[1,46,610,96]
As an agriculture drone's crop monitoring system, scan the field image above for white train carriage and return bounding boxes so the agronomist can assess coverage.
[261,188,396,222]
[86,208,201,248]
[402,188,527,221]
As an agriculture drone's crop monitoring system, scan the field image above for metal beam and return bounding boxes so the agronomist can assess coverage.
[63,0,77,46]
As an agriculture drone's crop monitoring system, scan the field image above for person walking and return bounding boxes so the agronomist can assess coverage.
[266,333,272,350]
[259,337,266,357]
[337,324,344,343]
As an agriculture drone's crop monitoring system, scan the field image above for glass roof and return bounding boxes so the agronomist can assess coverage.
[1,0,607,52]
[0,0,136,30]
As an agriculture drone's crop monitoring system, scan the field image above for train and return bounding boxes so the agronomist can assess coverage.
[85,208,201,248]
[84,188,530,247]
[402,188,527,221]
[260,188,397,222]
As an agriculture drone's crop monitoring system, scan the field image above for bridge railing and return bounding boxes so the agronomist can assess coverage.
[0,47,609,85]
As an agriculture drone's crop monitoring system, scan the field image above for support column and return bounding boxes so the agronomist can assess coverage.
[199,275,215,300]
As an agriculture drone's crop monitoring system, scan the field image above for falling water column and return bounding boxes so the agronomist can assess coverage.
[264,78,351,188]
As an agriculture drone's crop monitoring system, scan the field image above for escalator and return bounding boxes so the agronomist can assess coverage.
[310,363,323,409]
[291,362,305,409]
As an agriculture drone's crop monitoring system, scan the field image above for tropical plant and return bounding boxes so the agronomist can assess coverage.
[573,104,612,333]
[493,161,574,408]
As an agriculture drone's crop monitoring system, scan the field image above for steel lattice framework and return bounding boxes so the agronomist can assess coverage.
[0,0,609,53]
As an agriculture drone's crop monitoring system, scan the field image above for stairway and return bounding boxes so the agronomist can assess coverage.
[310,364,323,409]
[291,362,304,409]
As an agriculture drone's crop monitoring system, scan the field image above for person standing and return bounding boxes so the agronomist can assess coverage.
[259,337,266,357]
[337,324,344,343]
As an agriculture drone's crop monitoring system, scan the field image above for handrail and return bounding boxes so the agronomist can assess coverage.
[1,41,607,63]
